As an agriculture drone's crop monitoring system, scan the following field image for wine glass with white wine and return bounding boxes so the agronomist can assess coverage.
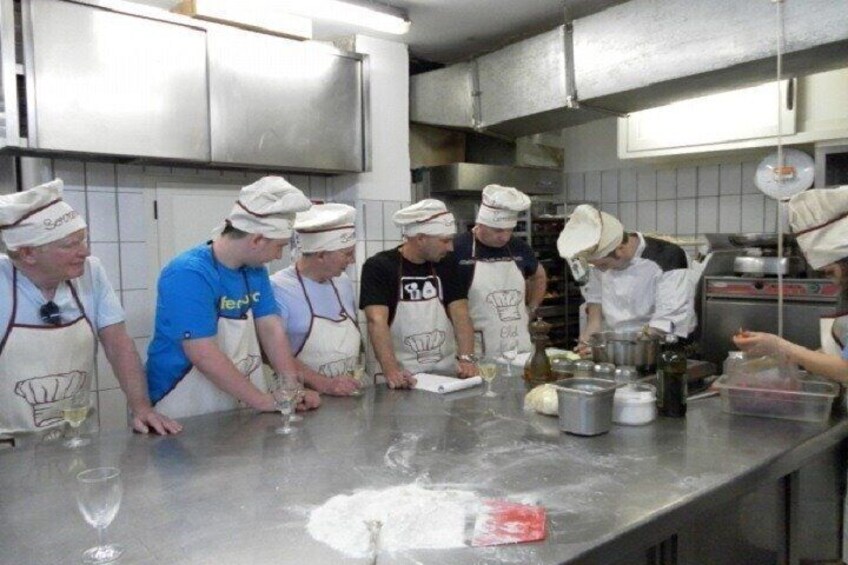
[477,358,499,398]
[61,378,92,448]
[269,372,300,435]
[349,355,366,397]
[76,467,124,564]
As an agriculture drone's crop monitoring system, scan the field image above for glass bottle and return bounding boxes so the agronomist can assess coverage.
[657,334,687,417]
[524,317,553,388]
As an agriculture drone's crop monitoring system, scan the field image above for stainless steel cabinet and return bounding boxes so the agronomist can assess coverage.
[26,0,209,161]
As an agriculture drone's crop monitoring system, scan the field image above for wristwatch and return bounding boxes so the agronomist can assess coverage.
[456,354,478,363]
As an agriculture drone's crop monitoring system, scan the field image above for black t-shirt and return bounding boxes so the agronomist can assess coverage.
[452,231,539,294]
[359,247,467,323]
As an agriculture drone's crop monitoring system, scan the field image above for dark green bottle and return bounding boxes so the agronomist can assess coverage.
[657,334,687,417]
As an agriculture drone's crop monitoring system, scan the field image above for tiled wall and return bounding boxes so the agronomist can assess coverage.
[19,157,404,430]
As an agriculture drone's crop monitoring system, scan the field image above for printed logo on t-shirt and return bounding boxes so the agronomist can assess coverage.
[219,291,261,315]
[400,276,442,302]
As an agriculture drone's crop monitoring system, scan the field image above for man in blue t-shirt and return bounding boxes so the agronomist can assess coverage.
[146,177,320,419]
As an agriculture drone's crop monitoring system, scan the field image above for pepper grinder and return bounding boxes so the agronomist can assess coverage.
[524,317,553,388]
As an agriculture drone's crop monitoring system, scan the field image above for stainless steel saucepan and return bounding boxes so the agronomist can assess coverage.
[588,330,661,371]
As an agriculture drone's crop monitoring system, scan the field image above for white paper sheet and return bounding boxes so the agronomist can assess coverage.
[413,374,483,394]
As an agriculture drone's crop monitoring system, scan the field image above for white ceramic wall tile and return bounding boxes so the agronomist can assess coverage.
[89,243,121,290]
[742,162,760,194]
[355,241,366,282]
[637,170,657,201]
[96,349,120,391]
[63,190,87,222]
[121,289,154,339]
[143,165,173,177]
[765,198,778,232]
[636,201,657,232]
[363,201,384,241]
[741,194,766,232]
[85,163,117,192]
[310,176,329,202]
[618,202,637,230]
[118,193,146,242]
[20,157,53,186]
[566,172,584,202]
[584,171,601,203]
[289,175,310,197]
[676,199,697,235]
[656,200,677,235]
[657,170,676,200]
[697,197,719,233]
[601,171,618,203]
[718,195,742,233]
[97,388,128,431]
[677,167,697,198]
[355,200,367,240]
[120,242,149,290]
[87,192,119,242]
[697,165,719,196]
[719,163,742,195]
[384,240,402,251]
[618,168,637,201]
[365,241,383,262]
[116,164,145,193]
[601,202,618,217]
[53,160,85,190]
[382,201,403,240]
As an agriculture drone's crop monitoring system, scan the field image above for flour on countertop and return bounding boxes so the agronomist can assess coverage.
[307,484,479,558]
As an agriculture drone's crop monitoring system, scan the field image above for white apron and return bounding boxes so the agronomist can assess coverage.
[367,259,457,380]
[467,237,531,357]
[0,270,96,434]
[293,268,361,381]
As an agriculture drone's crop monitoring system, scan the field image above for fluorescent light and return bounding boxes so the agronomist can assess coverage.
[279,0,411,35]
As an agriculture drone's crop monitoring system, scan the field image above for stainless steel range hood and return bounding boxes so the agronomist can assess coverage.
[421,163,562,196]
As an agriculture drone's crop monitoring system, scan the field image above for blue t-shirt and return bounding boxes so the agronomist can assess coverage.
[146,244,278,403]
[842,342,848,361]
[270,265,357,353]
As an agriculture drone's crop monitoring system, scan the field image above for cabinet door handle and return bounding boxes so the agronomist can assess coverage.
[785,78,795,111]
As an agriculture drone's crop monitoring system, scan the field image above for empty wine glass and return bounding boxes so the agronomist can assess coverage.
[477,358,499,398]
[76,467,124,564]
[288,373,305,423]
[61,381,92,449]
[349,355,367,397]
[269,373,299,435]
[501,340,519,378]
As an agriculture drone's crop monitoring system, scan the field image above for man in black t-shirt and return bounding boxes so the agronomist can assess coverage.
[360,199,477,388]
[451,185,547,357]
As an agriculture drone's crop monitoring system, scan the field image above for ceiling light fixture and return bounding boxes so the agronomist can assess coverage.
[278,0,411,35]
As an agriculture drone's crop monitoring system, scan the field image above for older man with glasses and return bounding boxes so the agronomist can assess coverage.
[0,179,181,437]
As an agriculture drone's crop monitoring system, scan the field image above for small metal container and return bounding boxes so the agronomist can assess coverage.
[550,356,574,380]
[555,378,617,436]
[572,359,595,379]
[593,362,616,381]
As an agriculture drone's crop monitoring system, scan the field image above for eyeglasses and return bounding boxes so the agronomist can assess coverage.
[39,301,62,326]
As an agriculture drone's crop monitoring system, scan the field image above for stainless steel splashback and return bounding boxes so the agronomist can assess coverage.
[422,163,562,196]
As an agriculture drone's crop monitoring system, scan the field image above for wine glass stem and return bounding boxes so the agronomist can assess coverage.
[282,412,291,433]
[486,381,492,395]
[97,525,106,548]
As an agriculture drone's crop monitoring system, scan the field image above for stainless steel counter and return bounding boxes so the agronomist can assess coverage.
[1,375,846,565]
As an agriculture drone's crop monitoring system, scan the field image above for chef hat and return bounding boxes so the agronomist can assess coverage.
[557,204,624,260]
[787,185,848,269]
[295,203,357,253]
[476,184,532,228]
[0,179,87,251]
[393,199,456,237]
[212,176,311,240]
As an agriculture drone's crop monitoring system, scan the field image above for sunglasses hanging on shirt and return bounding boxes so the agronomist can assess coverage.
[39,301,63,326]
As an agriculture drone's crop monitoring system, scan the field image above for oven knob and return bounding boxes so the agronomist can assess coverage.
[753,281,764,290]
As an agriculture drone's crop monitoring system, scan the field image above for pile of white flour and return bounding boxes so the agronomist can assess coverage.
[307,484,479,558]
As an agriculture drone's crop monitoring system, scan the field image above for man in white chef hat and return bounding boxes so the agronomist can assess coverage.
[146,176,321,418]
[270,203,362,394]
[451,184,547,358]
[360,199,478,388]
[558,204,695,355]
[0,179,181,436]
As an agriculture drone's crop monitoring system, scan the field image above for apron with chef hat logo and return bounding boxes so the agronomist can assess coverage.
[467,236,532,358]
[0,269,95,434]
[154,255,265,419]
[367,257,457,380]
[293,267,361,380]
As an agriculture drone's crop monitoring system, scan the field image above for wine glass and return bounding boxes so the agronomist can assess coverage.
[269,373,299,435]
[501,339,519,378]
[76,467,124,564]
[288,373,305,423]
[61,384,91,449]
[477,358,499,398]
[349,355,366,397]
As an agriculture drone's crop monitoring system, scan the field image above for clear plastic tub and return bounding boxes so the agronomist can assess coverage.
[714,374,840,423]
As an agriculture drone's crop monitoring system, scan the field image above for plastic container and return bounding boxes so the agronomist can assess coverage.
[555,378,616,436]
[613,384,657,425]
[614,366,639,385]
[714,374,839,423]
[592,362,616,381]
[572,359,595,379]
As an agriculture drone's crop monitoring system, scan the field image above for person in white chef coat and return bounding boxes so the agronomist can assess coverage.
[146,176,320,418]
[270,203,361,394]
[451,184,546,357]
[360,199,478,388]
[732,186,848,562]
[557,204,696,355]
[0,179,181,436]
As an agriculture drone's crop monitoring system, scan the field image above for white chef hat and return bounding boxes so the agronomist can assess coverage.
[476,184,531,229]
[787,185,848,270]
[0,179,87,251]
[295,203,357,253]
[393,199,456,237]
[557,204,624,260]
[212,176,311,240]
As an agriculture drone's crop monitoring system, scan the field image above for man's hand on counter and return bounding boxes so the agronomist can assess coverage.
[323,375,361,397]
[385,368,416,389]
[297,390,321,411]
[132,407,183,435]
[457,359,478,378]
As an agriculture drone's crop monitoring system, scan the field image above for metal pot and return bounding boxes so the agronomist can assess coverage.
[589,331,660,372]
[555,378,616,436]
